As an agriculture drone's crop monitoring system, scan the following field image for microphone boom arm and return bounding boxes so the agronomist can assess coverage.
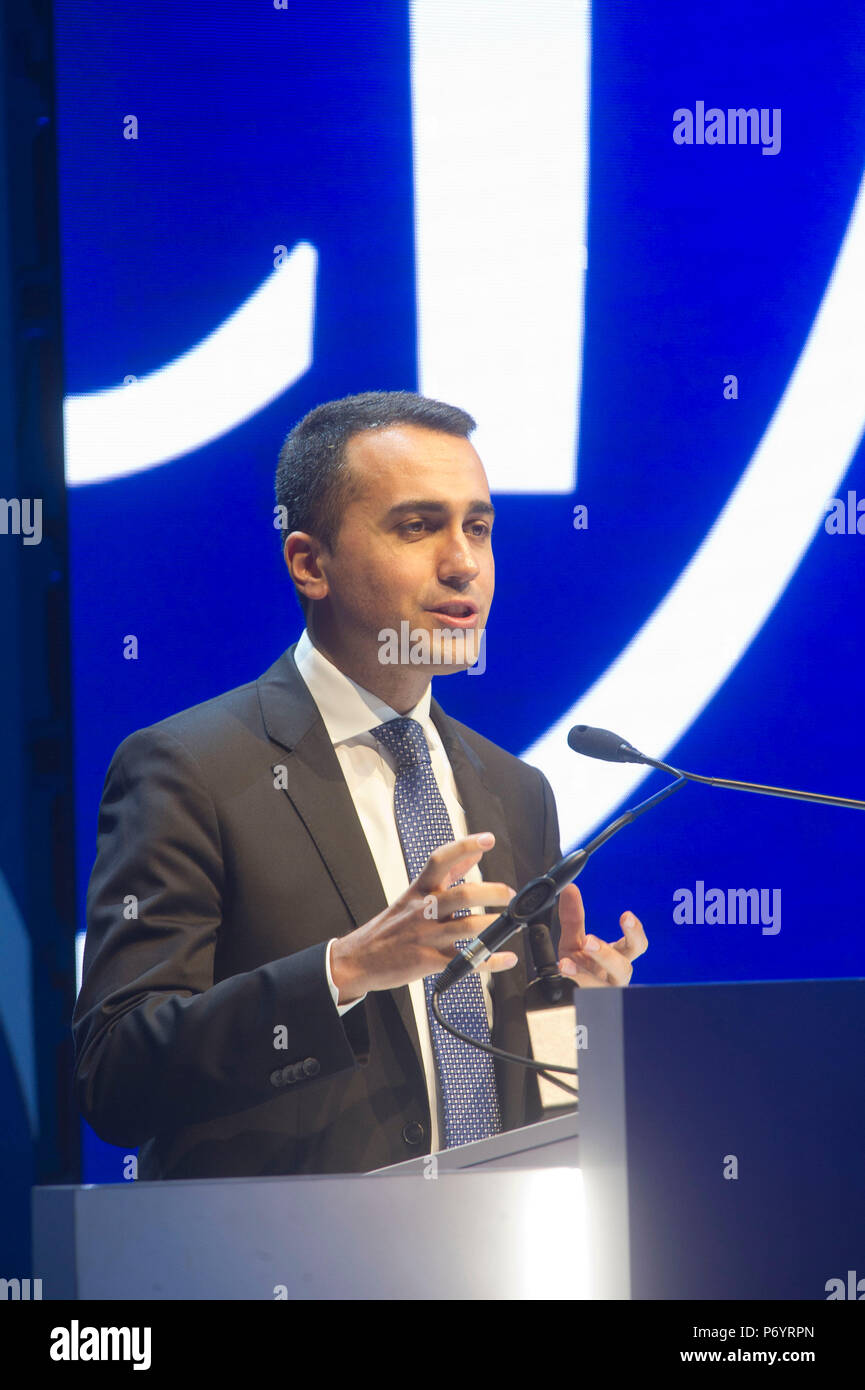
[642,757,865,812]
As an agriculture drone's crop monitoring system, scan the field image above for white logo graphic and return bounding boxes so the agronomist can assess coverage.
[410,0,591,494]
[58,5,865,867]
[64,242,317,485]
[525,160,865,846]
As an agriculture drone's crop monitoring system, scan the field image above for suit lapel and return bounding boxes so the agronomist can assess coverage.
[430,694,531,1124]
[428,697,518,897]
[257,645,527,1122]
[257,645,391,930]
[257,645,426,1064]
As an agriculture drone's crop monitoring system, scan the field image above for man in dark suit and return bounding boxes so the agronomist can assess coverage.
[73,391,647,1180]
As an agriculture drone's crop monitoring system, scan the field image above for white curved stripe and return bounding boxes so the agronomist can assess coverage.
[410,0,590,493]
[64,242,317,485]
[523,164,865,849]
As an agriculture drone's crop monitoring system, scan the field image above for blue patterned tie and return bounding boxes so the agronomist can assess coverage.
[371,717,502,1147]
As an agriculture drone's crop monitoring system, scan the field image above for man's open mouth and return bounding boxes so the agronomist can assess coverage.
[426,601,479,627]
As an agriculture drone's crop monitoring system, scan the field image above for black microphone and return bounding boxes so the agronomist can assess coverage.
[432,774,686,993]
[566,724,645,764]
[567,723,865,812]
[433,860,587,993]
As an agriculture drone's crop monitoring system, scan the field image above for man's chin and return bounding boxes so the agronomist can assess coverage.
[375,619,486,673]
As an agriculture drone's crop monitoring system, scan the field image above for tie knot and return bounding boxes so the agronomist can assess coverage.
[371,717,431,769]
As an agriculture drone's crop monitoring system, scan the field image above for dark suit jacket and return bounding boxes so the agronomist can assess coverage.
[72,643,564,1179]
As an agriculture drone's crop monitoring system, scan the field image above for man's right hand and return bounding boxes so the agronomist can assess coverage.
[329,832,517,1002]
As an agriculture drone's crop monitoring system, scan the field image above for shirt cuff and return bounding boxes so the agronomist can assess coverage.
[325,938,366,1015]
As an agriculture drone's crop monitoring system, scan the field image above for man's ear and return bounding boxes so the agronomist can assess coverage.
[284,530,329,606]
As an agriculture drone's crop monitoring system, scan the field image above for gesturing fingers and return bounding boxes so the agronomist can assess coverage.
[556,883,586,959]
[414,833,495,897]
[434,879,514,920]
[560,936,634,987]
[613,910,649,962]
[480,951,519,974]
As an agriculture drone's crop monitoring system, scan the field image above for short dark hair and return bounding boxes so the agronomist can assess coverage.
[275,390,476,614]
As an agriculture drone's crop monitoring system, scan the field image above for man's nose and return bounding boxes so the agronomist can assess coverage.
[437,529,480,581]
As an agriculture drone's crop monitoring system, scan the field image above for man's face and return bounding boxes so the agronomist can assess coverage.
[306,423,495,696]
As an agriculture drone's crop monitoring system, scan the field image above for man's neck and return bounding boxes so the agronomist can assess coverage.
[305,626,431,715]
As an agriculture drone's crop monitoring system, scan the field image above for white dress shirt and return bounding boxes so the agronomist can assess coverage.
[293,627,493,1154]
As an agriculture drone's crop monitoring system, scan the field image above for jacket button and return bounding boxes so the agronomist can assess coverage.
[402,1121,425,1146]
[269,1069,285,1088]
[302,1057,320,1078]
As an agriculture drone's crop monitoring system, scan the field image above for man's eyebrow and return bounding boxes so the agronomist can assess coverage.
[385,499,496,520]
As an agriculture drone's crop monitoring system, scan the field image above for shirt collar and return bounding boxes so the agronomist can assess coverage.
[293,627,434,749]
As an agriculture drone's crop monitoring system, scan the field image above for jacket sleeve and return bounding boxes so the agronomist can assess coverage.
[72,726,368,1149]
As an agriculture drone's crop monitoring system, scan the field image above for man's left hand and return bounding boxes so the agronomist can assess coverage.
[556,883,647,987]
